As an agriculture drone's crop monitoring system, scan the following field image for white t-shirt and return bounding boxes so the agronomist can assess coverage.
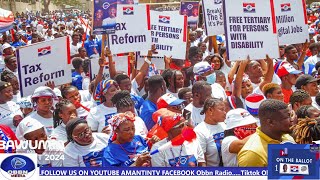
[50,123,68,143]
[16,111,54,139]
[70,42,82,56]
[131,78,145,97]
[304,55,320,74]
[79,90,95,104]
[194,122,226,167]
[17,139,64,167]
[211,83,227,100]
[184,103,204,127]
[151,138,205,167]
[77,101,95,119]
[63,133,109,167]
[0,101,22,131]
[134,116,148,138]
[102,17,116,27]
[86,104,117,132]
[221,136,239,167]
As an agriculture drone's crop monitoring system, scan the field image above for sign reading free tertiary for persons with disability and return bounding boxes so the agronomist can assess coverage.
[274,0,309,45]
[150,11,187,60]
[108,4,151,54]
[17,36,71,97]
[223,0,279,61]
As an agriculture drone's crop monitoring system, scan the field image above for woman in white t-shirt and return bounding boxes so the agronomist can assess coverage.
[86,80,119,133]
[194,97,227,167]
[16,86,56,139]
[0,81,22,131]
[221,108,257,167]
[16,118,64,167]
[167,70,184,98]
[63,118,110,167]
[51,99,77,144]
[61,86,95,119]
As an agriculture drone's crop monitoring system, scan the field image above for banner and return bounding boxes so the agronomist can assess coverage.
[150,11,187,60]
[268,144,319,179]
[93,0,118,34]
[223,0,279,61]
[202,0,224,36]
[16,37,71,97]
[180,1,199,29]
[108,4,152,54]
[0,8,14,33]
[274,0,309,45]
[90,55,129,80]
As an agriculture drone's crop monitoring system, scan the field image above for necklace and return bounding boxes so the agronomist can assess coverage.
[167,139,184,167]
[115,140,138,157]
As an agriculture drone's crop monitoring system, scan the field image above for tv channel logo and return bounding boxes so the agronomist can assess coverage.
[0,154,37,179]
[243,3,256,13]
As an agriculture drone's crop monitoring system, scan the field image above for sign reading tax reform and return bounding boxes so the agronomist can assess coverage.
[223,0,279,61]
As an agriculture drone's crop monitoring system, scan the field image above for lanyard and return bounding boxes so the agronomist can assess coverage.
[168,139,184,167]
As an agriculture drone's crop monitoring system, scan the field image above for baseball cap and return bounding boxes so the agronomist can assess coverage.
[274,62,302,78]
[1,43,13,54]
[17,118,44,139]
[31,86,57,99]
[157,93,185,109]
[225,108,257,130]
[193,61,213,75]
[245,93,265,115]
[17,96,33,109]
[309,28,316,34]
[152,108,182,132]
[295,74,319,89]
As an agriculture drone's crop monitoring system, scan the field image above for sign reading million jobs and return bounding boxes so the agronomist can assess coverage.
[223,0,279,61]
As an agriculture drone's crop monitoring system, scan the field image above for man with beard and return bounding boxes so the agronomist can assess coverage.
[238,99,295,167]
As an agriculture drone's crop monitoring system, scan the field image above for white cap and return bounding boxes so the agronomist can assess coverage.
[53,88,62,97]
[1,43,13,54]
[225,108,257,130]
[17,96,32,108]
[31,86,57,99]
[193,61,213,75]
[17,118,44,140]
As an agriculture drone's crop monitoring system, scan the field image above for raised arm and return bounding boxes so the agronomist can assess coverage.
[232,58,250,98]
[259,55,274,91]
[297,40,309,70]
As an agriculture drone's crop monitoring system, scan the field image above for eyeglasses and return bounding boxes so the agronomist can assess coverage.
[73,127,91,139]
[171,104,185,111]
[172,120,188,129]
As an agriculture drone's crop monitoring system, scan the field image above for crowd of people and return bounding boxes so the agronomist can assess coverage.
[0,4,320,168]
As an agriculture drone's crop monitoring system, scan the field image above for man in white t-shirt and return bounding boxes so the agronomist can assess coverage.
[184,81,212,127]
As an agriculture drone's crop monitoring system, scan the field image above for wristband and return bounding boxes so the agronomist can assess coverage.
[145,58,152,65]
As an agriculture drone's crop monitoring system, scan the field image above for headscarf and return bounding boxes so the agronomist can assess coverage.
[108,111,135,141]
[94,79,117,104]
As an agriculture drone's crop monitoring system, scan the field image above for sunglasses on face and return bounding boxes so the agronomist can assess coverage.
[172,120,188,129]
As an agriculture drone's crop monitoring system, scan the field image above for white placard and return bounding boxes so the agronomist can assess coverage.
[17,37,71,97]
[274,0,309,45]
[202,0,224,36]
[223,0,280,61]
[150,10,187,60]
[108,4,152,54]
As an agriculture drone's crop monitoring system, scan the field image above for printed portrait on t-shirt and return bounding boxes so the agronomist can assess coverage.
[168,155,197,167]
[82,150,104,167]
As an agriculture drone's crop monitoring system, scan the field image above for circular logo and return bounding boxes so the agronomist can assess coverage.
[301,166,307,172]
[102,2,110,10]
[0,155,35,179]
[187,4,193,10]
[246,5,253,11]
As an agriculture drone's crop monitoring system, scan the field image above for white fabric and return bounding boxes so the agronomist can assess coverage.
[70,42,82,56]
[304,55,320,74]
[184,103,204,127]
[131,78,145,97]
[221,136,239,167]
[63,133,109,167]
[17,139,64,167]
[312,96,320,110]
[76,101,95,119]
[86,104,116,132]
[194,122,226,166]
[211,83,227,100]
[16,111,54,139]
[150,138,205,167]
[0,101,22,131]
[134,116,148,138]
[50,123,68,143]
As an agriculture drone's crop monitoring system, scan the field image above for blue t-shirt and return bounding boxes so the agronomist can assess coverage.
[140,100,157,131]
[84,39,99,57]
[11,41,26,48]
[130,94,144,115]
[72,71,83,90]
[103,135,149,167]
